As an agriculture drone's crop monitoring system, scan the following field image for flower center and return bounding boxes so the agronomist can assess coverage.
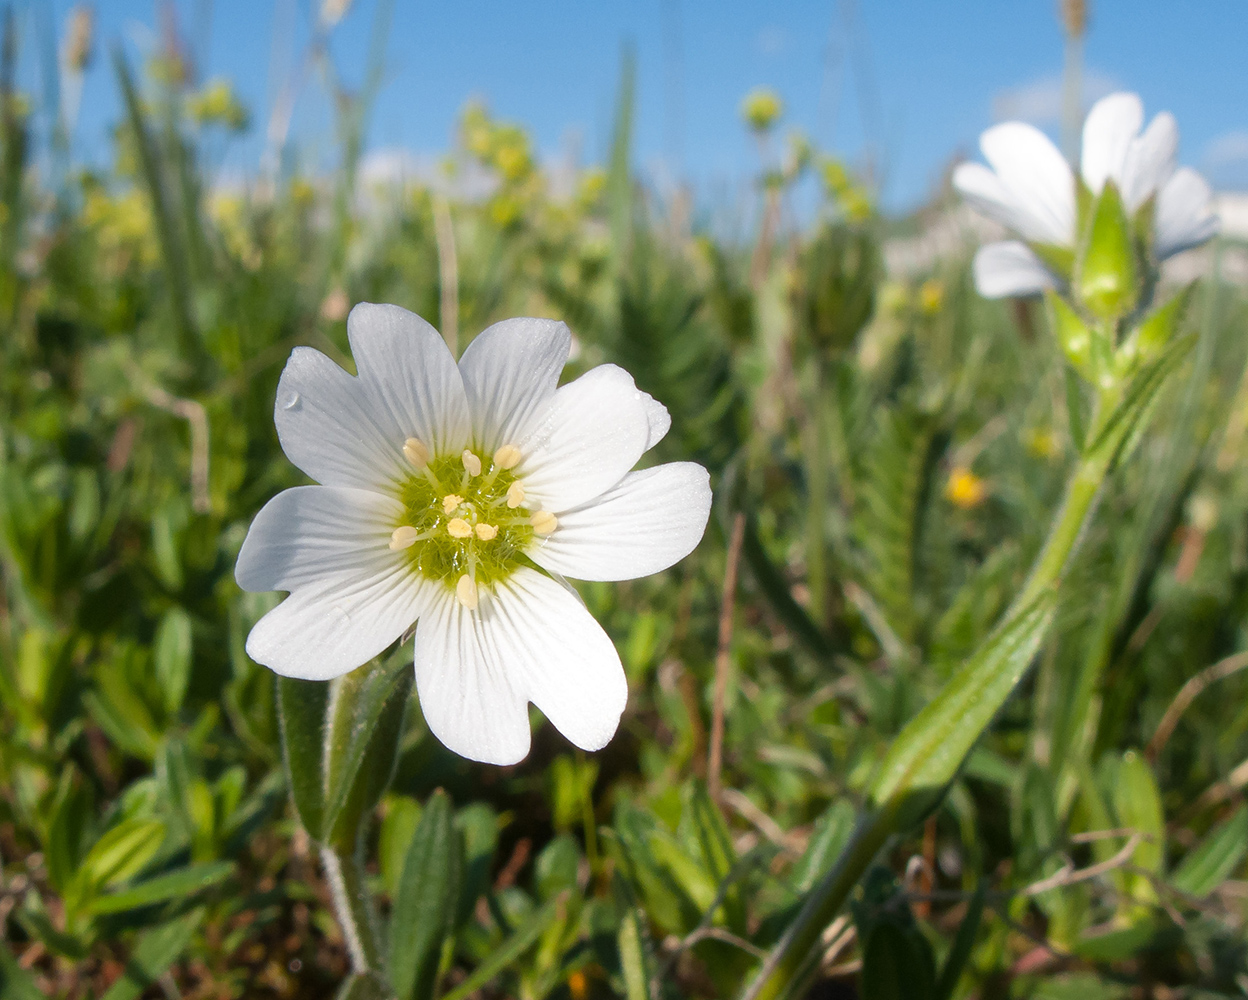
[388,439,557,608]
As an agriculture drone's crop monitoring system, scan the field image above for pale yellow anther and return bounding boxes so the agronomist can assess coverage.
[506,481,525,509]
[442,494,464,515]
[474,522,498,541]
[402,438,429,467]
[446,517,472,538]
[530,510,557,535]
[462,449,482,476]
[456,573,479,610]
[389,525,418,550]
[494,444,522,470]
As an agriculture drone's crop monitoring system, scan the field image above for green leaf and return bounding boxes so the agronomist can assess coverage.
[933,882,984,1000]
[80,818,166,891]
[89,861,234,916]
[440,892,569,1000]
[1171,805,1247,897]
[153,606,193,715]
[379,795,422,897]
[277,675,329,841]
[322,658,412,847]
[860,920,936,1000]
[0,943,43,1000]
[388,790,460,1000]
[45,766,90,896]
[1076,180,1136,320]
[617,906,651,1000]
[789,800,856,894]
[869,593,1055,822]
[606,43,636,264]
[334,973,395,1000]
[685,782,745,931]
[99,909,202,1000]
[1111,751,1164,905]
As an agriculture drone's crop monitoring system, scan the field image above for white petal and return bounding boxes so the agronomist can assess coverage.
[1120,112,1178,212]
[274,347,407,490]
[458,317,571,453]
[954,161,1031,234]
[346,303,472,457]
[972,241,1056,299]
[530,463,711,582]
[980,122,1075,246]
[236,485,404,592]
[642,393,672,451]
[413,568,628,764]
[245,567,427,681]
[1081,92,1143,194]
[501,569,627,752]
[1156,167,1220,258]
[412,589,533,765]
[518,364,652,512]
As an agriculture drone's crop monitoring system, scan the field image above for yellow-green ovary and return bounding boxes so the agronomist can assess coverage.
[394,449,536,588]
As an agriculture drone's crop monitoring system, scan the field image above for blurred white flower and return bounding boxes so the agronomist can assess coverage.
[954,92,1220,298]
[236,305,711,765]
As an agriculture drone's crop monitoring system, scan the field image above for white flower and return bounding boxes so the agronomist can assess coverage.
[235,304,712,765]
[954,91,1219,298]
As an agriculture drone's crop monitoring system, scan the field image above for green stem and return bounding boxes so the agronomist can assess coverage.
[740,399,1125,1000]
[320,842,383,974]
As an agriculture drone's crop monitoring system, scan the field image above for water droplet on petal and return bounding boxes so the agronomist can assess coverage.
[281,390,301,410]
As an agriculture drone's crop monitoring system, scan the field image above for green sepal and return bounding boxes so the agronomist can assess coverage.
[388,790,462,1000]
[277,676,329,841]
[1029,241,1075,281]
[1077,180,1137,320]
[1118,284,1193,375]
[1045,291,1097,381]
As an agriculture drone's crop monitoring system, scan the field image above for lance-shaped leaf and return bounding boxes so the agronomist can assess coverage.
[323,657,413,848]
[1171,805,1248,897]
[153,606,193,715]
[99,909,202,1000]
[89,861,234,916]
[1077,180,1137,321]
[1112,751,1164,906]
[440,892,569,1000]
[388,790,461,1000]
[869,593,1055,824]
[277,676,329,841]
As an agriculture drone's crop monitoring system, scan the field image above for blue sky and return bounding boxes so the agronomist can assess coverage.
[32,0,1248,211]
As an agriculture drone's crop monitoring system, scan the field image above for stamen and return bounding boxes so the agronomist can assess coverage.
[475,523,498,541]
[530,510,558,535]
[442,494,464,515]
[456,573,479,610]
[389,525,419,550]
[493,444,522,470]
[462,450,482,476]
[506,481,525,509]
[403,438,429,467]
[447,517,472,538]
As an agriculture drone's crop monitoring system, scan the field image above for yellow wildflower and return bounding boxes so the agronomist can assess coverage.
[946,467,988,508]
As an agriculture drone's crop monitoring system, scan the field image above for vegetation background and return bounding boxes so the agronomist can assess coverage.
[0,2,1246,998]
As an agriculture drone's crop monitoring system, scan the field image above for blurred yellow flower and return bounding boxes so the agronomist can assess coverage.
[577,167,606,209]
[742,88,783,134]
[918,279,944,316]
[946,467,988,508]
[567,969,590,1000]
[494,142,531,182]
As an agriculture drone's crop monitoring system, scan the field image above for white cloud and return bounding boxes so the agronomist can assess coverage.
[992,70,1119,125]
